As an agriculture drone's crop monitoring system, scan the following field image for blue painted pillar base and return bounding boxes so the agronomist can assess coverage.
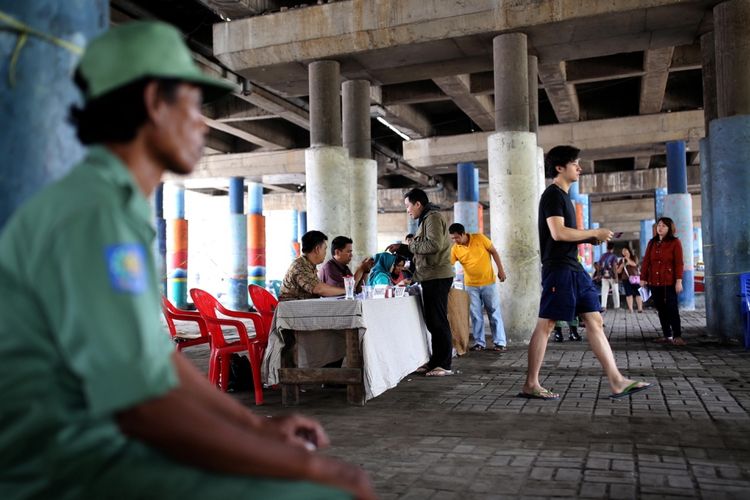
[454,201,479,233]
[664,193,694,311]
[228,212,248,310]
[168,273,188,310]
[699,137,715,331]
[654,187,667,219]
[708,115,750,340]
[639,219,655,260]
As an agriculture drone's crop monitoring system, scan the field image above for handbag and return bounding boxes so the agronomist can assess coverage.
[624,265,640,285]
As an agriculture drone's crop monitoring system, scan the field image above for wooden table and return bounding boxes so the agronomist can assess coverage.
[262,295,431,406]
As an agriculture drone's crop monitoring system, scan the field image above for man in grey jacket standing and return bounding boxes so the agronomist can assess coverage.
[392,188,455,377]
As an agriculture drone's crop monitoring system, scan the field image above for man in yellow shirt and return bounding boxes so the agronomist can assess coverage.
[449,223,508,351]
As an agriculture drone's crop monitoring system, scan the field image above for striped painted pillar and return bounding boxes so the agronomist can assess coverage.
[247,182,266,289]
[574,200,586,266]
[297,211,308,243]
[579,193,592,272]
[454,162,479,233]
[693,226,703,265]
[654,187,668,219]
[228,177,248,310]
[154,183,167,296]
[664,140,694,310]
[639,219,655,261]
[291,209,300,257]
[592,222,603,263]
[166,184,188,308]
[478,204,484,234]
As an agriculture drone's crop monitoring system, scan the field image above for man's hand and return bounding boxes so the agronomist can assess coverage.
[313,457,377,500]
[640,280,648,287]
[358,257,375,273]
[675,280,683,294]
[497,269,506,282]
[385,243,402,253]
[594,228,614,242]
[265,414,331,451]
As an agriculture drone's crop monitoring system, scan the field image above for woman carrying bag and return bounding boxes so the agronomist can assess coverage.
[617,247,644,313]
[640,217,685,345]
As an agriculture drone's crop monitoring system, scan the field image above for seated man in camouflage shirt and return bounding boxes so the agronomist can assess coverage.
[279,230,346,301]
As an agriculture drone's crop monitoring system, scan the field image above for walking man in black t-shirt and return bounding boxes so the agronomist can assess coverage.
[519,145,652,400]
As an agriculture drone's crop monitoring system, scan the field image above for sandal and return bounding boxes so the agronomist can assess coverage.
[653,337,673,344]
[672,338,687,346]
[517,388,560,400]
[491,345,506,352]
[413,364,430,374]
[469,344,485,352]
[425,367,453,377]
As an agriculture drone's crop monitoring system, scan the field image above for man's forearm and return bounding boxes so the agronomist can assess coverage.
[173,352,264,430]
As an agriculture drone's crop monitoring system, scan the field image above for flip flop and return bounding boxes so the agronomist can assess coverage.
[413,364,430,374]
[425,367,453,377]
[517,389,560,400]
[609,381,653,399]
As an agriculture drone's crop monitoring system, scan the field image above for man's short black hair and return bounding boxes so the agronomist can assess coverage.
[607,241,615,250]
[404,188,429,206]
[331,236,353,256]
[301,230,328,254]
[405,233,414,240]
[69,77,181,145]
[544,145,581,179]
[448,223,466,235]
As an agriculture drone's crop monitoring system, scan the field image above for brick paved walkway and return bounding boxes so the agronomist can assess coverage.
[183,305,750,499]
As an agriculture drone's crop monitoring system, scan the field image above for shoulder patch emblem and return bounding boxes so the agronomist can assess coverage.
[105,243,147,294]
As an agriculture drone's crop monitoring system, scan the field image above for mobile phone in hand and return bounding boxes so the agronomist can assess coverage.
[613,232,623,238]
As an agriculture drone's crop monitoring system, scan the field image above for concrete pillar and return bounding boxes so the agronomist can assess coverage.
[664,141,695,310]
[654,187,667,219]
[489,33,538,342]
[700,32,718,134]
[714,0,750,118]
[407,216,418,236]
[699,138,716,333]
[707,115,750,340]
[306,61,350,240]
[154,183,167,296]
[227,177,248,309]
[640,219,655,260]
[454,162,480,233]
[528,55,539,134]
[166,183,188,308]
[693,226,703,264]
[297,211,308,242]
[579,194,592,272]
[493,33,529,132]
[343,79,377,264]
[247,182,265,289]
[0,2,107,229]
[290,209,300,257]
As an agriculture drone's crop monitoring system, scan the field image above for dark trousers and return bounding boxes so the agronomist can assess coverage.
[421,277,453,370]
[650,285,682,338]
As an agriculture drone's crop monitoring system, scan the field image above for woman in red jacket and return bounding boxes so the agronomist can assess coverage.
[640,217,685,345]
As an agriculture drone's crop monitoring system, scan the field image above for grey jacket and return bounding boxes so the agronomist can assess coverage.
[409,207,454,282]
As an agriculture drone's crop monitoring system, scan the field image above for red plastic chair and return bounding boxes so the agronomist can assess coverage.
[190,288,267,405]
[161,296,210,351]
[248,284,279,337]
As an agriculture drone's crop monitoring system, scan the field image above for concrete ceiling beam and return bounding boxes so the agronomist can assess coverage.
[403,110,704,167]
[538,61,580,123]
[432,74,495,131]
[370,87,433,139]
[195,0,280,19]
[381,81,450,105]
[634,156,653,170]
[639,47,675,114]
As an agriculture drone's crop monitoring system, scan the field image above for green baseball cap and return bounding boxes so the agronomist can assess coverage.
[76,21,235,103]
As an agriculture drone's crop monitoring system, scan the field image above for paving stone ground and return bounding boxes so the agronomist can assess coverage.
[182,300,750,499]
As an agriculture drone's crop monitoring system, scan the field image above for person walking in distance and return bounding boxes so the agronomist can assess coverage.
[640,217,685,345]
[598,242,621,311]
[519,145,652,400]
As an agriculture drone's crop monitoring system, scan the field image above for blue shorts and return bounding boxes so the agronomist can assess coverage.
[539,267,601,321]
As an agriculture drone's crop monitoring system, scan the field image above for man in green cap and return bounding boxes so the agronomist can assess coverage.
[0,21,373,500]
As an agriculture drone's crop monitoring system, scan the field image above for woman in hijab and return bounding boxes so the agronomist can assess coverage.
[368,252,405,286]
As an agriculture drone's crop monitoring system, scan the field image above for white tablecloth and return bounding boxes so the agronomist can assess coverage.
[262,295,431,400]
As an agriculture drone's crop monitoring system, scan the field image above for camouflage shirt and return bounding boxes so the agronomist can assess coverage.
[279,255,320,301]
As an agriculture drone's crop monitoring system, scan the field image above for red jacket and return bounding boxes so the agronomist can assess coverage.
[640,238,684,286]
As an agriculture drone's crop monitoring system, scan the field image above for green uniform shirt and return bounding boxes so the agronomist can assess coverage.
[0,146,178,498]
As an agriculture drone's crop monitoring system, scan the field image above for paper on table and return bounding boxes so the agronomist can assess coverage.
[639,286,651,302]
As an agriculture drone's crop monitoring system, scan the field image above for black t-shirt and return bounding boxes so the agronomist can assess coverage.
[538,183,582,271]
